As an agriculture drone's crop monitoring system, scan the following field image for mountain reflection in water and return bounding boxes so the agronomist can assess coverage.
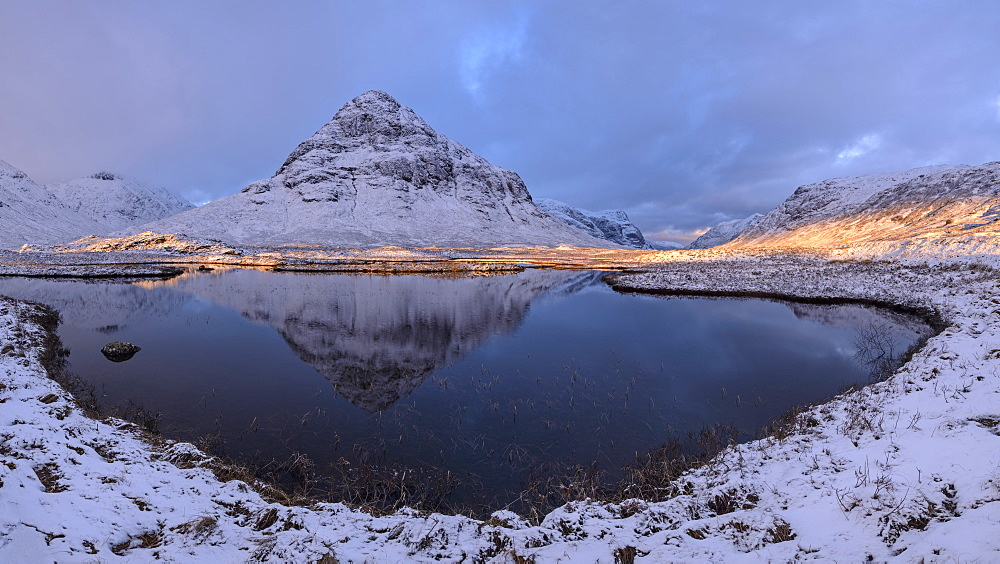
[0,268,930,513]
[151,268,600,412]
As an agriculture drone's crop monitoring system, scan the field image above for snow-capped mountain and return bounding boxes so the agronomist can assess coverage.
[688,213,764,249]
[48,172,193,231]
[727,163,1000,250]
[133,91,615,248]
[647,240,684,250]
[535,198,652,249]
[0,160,106,250]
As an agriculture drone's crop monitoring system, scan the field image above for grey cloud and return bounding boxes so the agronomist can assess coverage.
[1,0,997,235]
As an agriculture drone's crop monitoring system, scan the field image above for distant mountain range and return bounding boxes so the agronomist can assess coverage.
[688,213,764,249]
[686,163,1000,253]
[0,160,104,250]
[48,172,193,232]
[4,90,998,254]
[535,198,652,249]
[0,161,191,250]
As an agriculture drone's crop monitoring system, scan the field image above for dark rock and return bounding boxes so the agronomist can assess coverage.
[101,341,141,362]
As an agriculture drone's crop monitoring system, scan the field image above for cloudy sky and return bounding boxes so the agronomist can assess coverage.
[1,1,998,242]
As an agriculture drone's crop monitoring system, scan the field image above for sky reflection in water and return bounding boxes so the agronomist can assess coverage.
[0,269,928,509]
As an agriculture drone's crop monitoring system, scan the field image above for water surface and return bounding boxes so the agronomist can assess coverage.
[0,268,930,511]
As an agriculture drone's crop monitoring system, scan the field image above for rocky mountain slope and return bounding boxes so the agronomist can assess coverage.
[688,213,764,249]
[47,172,193,231]
[725,163,1000,252]
[134,91,615,248]
[0,160,106,250]
[535,198,651,249]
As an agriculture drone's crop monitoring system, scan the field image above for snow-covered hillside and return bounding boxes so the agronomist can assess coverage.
[647,240,684,250]
[725,163,1000,252]
[0,160,106,250]
[133,91,616,248]
[536,198,652,248]
[48,172,193,231]
[688,213,763,249]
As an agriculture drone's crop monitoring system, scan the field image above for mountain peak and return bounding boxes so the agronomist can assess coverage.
[276,91,436,175]
[536,198,653,249]
[139,91,614,248]
[328,89,432,141]
[345,89,403,112]
[89,171,121,181]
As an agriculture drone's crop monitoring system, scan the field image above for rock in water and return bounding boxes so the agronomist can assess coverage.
[131,91,617,248]
[101,341,141,362]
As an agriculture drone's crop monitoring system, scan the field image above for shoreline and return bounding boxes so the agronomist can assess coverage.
[2,252,999,561]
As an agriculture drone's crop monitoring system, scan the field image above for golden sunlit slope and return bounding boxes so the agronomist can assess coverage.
[725,162,1000,256]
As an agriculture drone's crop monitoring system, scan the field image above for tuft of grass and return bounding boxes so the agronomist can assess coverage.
[614,545,645,564]
[765,519,796,544]
[706,489,759,516]
[110,528,163,555]
[253,508,280,531]
[34,463,68,493]
[685,527,708,540]
[615,424,740,506]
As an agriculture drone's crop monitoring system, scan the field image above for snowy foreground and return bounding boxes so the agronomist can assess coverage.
[3,253,1000,561]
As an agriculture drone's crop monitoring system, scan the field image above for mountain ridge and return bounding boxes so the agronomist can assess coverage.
[688,213,764,249]
[47,172,193,231]
[0,160,106,250]
[725,162,1000,251]
[535,198,652,248]
[132,91,617,248]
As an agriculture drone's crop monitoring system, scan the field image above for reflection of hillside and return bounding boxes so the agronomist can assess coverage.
[0,277,189,330]
[787,302,932,340]
[162,269,593,412]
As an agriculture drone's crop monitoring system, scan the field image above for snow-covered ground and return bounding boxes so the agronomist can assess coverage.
[3,251,1000,561]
